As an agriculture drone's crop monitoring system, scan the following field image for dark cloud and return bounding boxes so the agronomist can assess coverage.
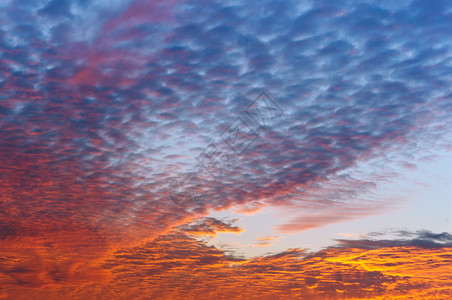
[179,217,244,236]
[38,0,72,18]
[336,230,452,249]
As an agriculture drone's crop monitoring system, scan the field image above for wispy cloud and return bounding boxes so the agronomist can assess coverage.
[253,234,281,248]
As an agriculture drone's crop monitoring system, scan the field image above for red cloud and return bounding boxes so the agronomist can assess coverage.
[2,227,450,299]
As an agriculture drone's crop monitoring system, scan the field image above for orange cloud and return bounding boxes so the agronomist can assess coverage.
[2,228,451,299]
[233,201,265,215]
[253,235,281,248]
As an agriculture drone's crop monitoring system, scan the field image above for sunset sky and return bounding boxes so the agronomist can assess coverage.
[0,0,451,299]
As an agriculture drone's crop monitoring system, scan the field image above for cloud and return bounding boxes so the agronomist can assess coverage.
[179,217,244,236]
[38,0,72,18]
[277,205,386,233]
[2,228,451,299]
[0,0,451,294]
[337,232,364,238]
[253,235,280,248]
[232,201,265,215]
[336,230,452,249]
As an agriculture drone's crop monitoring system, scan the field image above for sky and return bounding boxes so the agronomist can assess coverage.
[0,0,451,299]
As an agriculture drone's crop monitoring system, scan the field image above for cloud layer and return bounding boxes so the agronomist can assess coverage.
[0,0,451,298]
[2,229,451,299]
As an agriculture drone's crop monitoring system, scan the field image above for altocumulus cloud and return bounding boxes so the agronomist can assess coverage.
[0,0,451,297]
